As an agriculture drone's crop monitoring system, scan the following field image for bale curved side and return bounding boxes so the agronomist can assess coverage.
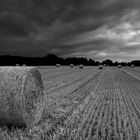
[0,67,44,127]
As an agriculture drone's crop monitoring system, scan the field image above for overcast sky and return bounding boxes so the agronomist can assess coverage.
[0,0,140,61]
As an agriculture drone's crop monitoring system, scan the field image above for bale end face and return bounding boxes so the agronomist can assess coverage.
[0,67,44,128]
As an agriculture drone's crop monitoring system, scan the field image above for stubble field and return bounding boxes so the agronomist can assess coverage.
[1,66,140,140]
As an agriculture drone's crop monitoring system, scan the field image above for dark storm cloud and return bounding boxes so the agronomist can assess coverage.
[0,0,140,60]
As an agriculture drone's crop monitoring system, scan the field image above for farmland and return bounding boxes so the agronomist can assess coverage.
[1,66,140,139]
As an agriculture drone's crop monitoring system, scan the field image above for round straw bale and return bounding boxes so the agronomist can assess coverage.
[98,65,103,69]
[0,67,44,128]
[70,64,74,68]
[118,65,121,68]
[56,64,60,67]
[131,64,134,68]
[79,65,84,69]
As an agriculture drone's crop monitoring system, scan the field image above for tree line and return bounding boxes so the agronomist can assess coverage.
[0,54,139,66]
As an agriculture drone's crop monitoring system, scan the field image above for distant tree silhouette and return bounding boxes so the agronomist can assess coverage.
[120,62,128,66]
[0,54,138,66]
[114,61,119,66]
[129,60,140,66]
[102,59,113,66]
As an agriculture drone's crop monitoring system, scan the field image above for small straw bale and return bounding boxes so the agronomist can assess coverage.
[118,65,121,68]
[70,64,74,68]
[131,64,134,68]
[0,67,44,128]
[56,64,61,67]
[79,65,84,69]
[98,65,103,69]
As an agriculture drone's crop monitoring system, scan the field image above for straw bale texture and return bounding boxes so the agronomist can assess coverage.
[0,67,44,127]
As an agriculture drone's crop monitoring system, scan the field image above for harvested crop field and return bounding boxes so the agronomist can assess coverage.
[1,66,140,140]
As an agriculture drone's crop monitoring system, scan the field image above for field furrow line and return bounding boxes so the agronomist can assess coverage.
[39,68,104,139]
[113,69,140,139]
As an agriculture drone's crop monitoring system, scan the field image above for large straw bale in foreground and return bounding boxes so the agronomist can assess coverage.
[0,67,44,127]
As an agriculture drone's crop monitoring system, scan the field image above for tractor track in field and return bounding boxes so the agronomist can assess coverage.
[44,68,102,105]
[124,67,140,73]
[122,67,140,81]
[42,67,86,81]
[44,67,98,94]
[41,68,90,90]
[113,68,140,139]
[42,67,140,140]
[29,68,105,139]
[42,69,104,117]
